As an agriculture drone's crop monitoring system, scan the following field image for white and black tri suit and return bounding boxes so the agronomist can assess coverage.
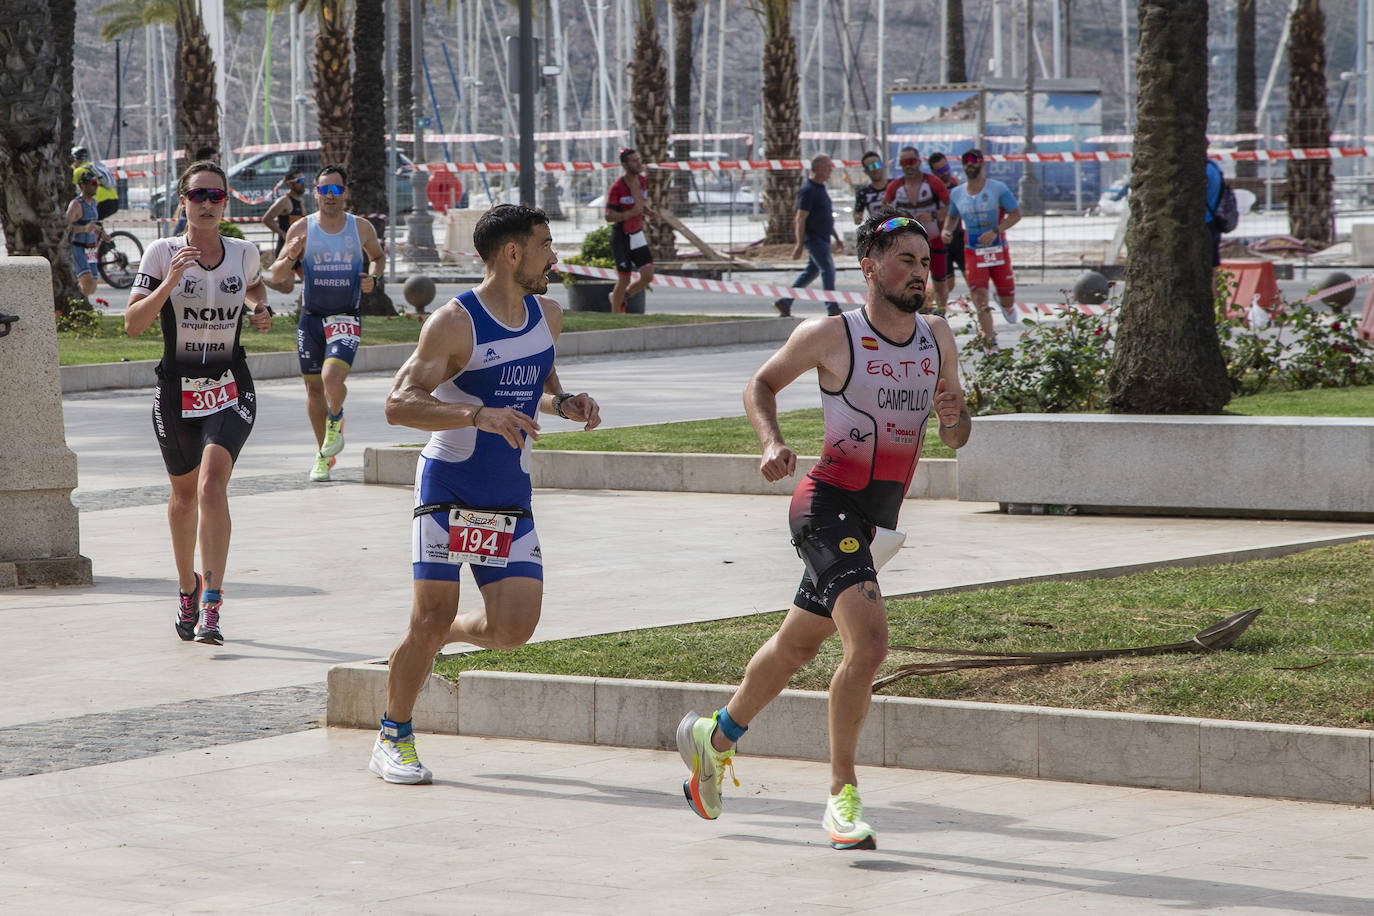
[789,309,941,616]
[412,290,556,584]
[132,236,262,477]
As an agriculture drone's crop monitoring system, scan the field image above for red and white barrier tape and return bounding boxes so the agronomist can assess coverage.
[1294,270,1374,306]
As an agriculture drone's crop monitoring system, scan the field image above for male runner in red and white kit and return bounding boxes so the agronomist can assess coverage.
[883,145,952,314]
[676,213,970,850]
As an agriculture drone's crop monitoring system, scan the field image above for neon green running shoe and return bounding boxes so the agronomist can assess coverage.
[309,452,335,482]
[824,784,877,850]
[320,413,345,458]
[676,710,737,820]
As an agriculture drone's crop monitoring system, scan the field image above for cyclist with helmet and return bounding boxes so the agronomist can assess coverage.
[71,146,120,219]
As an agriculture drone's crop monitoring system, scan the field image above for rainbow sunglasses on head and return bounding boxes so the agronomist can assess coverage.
[863,216,929,257]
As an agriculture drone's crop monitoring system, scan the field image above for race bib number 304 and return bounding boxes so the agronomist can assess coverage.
[448,508,518,566]
[181,370,239,418]
[324,314,361,346]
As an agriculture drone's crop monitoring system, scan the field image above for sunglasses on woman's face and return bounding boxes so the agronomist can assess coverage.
[316,184,345,197]
[184,188,228,204]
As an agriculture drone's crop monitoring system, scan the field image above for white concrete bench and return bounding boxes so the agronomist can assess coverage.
[957,414,1374,519]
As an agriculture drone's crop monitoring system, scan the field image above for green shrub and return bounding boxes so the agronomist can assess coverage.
[218,221,245,239]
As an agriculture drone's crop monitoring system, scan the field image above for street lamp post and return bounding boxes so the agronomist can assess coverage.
[407,0,437,262]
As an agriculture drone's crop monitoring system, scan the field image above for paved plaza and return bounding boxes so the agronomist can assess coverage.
[3,342,1373,912]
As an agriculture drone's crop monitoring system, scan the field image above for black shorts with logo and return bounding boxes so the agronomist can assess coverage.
[788,478,880,618]
[610,225,653,274]
[152,357,256,477]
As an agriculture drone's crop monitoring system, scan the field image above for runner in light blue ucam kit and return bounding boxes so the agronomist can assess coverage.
[370,204,602,785]
[265,164,385,481]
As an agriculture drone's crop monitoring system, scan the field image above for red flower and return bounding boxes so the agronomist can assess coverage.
[1332,321,1342,332]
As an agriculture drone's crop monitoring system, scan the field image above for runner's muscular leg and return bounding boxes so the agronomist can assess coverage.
[826,579,888,794]
[195,444,236,593]
[446,575,543,650]
[321,357,350,417]
[302,374,327,449]
[167,468,200,594]
[627,263,654,297]
[972,287,996,346]
[610,273,631,313]
[714,606,836,753]
[387,578,462,723]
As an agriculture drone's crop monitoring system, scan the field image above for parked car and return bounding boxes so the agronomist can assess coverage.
[151,146,417,219]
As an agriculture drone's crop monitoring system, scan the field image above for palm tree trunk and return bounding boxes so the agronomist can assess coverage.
[1234,0,1257,185]
[1285,0,1333,247]
[397,0,413,158]
[0,0,84,309]
[350,0,395,316]
[946,0,967,83]
[670,0,696,211]
[314,0,353,169]
[51,0,76,162]
[760,0,800,244]
[175,0,221,163]
[631,0,676,258]
[1106,0,1229,414]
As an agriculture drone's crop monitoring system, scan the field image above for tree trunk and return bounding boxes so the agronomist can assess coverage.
[1106,0,1229,415]
[1285,0,1333,247]
[760,0,800,245]
[175,0,220,162]
[315,1,353,170]
[631,0,676,258]
[397,0,413,158]
[350,0,395,316]
[946,0,967,83]
[51,0,75,162]
[0,0,83,309]
[1234,0,1257,185]
[670,0,695,212]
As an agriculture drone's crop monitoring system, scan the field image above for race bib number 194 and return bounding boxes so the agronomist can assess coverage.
[181,370,239,418]
[447,509,517,567]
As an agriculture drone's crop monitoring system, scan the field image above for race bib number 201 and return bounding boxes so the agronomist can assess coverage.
[181,370,239,418]
[324,314,360,346]
[447,508,518,567]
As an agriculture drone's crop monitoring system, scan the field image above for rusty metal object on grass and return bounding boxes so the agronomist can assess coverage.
[872,608,1263,693]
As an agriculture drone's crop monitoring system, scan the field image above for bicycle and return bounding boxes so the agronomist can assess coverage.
[85,222,144,289]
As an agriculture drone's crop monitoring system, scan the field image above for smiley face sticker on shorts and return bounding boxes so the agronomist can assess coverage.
[839,537,861,554]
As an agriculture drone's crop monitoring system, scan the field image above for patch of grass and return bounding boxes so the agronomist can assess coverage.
[56,312,743,366]
[434,541,1374,729]
[1226,385,1374,417]
[535,408,956,459]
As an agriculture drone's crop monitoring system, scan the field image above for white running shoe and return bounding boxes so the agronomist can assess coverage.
[370,731,433,785]
[1000,302,1020,324]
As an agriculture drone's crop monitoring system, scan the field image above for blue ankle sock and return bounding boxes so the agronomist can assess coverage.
[329,409,343,422]
[201,588,221,604]
[716,707,748,743]
[380,716,413,740]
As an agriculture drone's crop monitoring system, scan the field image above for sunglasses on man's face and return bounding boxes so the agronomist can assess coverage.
[933,164,951,175]
[863,160,883,172]
[899,158,919,166]
[316,184,346,197]
[184,188,228,204]
[963,157,983,166]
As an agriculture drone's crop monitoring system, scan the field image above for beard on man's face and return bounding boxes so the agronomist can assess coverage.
[963,163,982,179]
[877,276,924,313]
[517,263,550,295]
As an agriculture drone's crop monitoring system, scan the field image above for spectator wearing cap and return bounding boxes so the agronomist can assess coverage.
[774,155,844,317]
[66,169,101,298]
[941,148,1022,349]
[604,147,655,313]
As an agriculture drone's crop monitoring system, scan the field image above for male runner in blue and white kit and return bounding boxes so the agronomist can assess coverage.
[677,212,970,850]
[267,165,385,481]
[370,204,602,784]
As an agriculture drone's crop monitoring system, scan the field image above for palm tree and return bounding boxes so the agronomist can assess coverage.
[668,0,695,209]
[0,0,83,309]
[755,0,799,244]
[1285,0,1332,247]
[1106,0,1229,414]
[630,0,675,257]
[305,0,352,167]
[350,0,396,315]
[945,0,966,83]
[1234,0,1257,187]
[97,0,266,163]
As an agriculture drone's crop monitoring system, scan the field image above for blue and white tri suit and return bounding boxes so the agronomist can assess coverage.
[297,213,366,374]
[412,290,556,584]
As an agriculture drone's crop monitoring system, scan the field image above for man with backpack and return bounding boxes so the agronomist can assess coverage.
[1205,158,1238,267]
